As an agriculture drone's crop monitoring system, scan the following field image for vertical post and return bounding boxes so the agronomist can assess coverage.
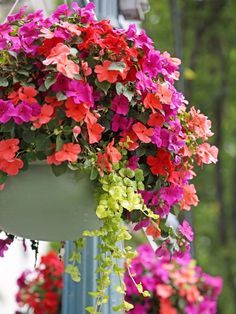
[62,238,123,314]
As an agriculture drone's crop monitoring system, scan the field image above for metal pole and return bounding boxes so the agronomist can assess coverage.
[62,238,123,314]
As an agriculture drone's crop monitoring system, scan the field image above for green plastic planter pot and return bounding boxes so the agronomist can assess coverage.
[0,163,100,241]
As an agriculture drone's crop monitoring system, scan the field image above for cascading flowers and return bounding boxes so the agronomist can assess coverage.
[125,244,223,314]
[0,2,218,312]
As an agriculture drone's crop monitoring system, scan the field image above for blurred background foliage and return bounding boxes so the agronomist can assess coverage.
[143,1,236,313]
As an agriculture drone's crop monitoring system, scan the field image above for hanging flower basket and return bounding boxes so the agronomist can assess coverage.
[0,2,218,312]
[0,162,99,241]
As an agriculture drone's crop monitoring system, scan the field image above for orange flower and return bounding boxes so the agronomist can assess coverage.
[146,224,161,238]
[95,60,128,83]
[32,104,54,128]
[54,143,81,162]
[143,93,162,112]
[65,98,89,122]
[0,139,20,160]
[132,122,154,143]
[107,139,122,163]
[179,285,201,303]
[45,96,63,108]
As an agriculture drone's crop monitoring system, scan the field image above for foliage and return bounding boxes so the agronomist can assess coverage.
[0,2,218,312]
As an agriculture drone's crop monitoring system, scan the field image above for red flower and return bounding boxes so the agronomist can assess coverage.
[147,149,174,177]
[147,112,165,127]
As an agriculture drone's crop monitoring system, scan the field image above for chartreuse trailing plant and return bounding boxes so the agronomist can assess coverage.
[0,2,218,312]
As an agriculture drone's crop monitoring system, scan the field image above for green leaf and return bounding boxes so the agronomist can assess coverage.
[65,264,81,282]
[95,79,111,95]
[22,130,35,144]
[90,167,99,181]
[0,171,7,184]
[108,61,126,73]
[0,77,8,87]
[45,75,57,90]
[35,134,51,151]
[51,163,67,177]
[56,91,67,101]
[56,135,64,151]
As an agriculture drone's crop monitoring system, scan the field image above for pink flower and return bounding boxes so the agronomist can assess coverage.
[178,220,194,242]
[156,284,174,298]
[196,143,218,166]
[189,107,214,140]
[180,184,199,211]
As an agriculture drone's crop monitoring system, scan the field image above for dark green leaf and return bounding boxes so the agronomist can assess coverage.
[56,135,64,151]
[90,167,99,181]
[45,75,57,90]
[51,163,68,177]
[35,134,51,151]
[95,79,111,95]
[0,77,8,87]
[22,131,35,144]
[0,171,7,184]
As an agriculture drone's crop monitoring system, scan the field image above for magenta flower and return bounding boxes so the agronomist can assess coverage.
[159,184,183,206]
[13,102,33,124]
[0,100,16,123]
[178,220,194,242]
[127,156,139,170]
[0,236,13,257]
[111,94,129,115]
[143,50,162,78]
[66,80,94,105]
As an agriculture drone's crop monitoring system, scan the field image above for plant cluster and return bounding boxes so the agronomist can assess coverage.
[125,244,223,314]
[15,251,64,314]
[0,2,218,312]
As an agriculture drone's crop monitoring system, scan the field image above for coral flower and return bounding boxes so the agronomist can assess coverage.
[54,143,81,162]
[0,138,20,160]
[143,93,162,112]
[180,184,199,211]
[65,98,89,122]
[0,158,24,175]
[57,55,80,79]
[147,112,165,127]
[32,104,54,128]
[157,84,172,105]
[196,143,218,166]
[156,284,174,298]
[43,42,70,65]
[95,60,128,83]
[132,122,154,143]
[107,139,122,163]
